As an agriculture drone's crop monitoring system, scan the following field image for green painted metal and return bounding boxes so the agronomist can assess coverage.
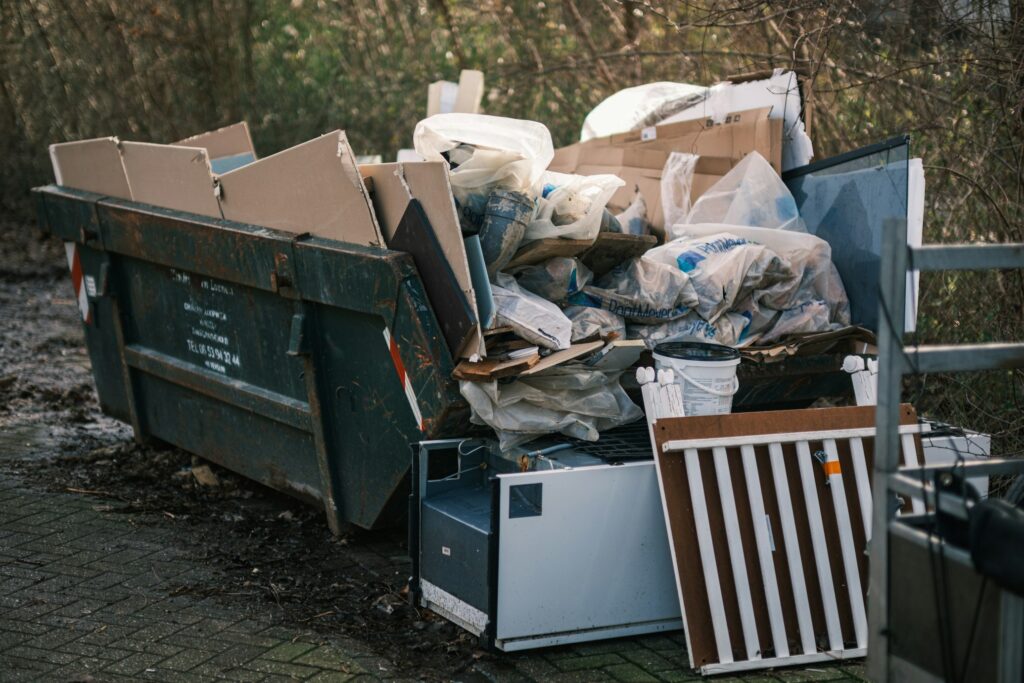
[34,185,470,531]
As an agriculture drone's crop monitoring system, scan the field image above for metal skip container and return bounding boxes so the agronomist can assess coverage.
[34,185,470,531]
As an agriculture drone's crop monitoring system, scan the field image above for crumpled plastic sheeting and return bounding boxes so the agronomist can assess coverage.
[580,82,708,141]
[515,257,592,304]
[460,367,643,451]
[568,257,698,323]
[413,113,553,204]
[757,299,837,344]
[492,273,572,350]
[628,311,750,349]
[645,233,791,323]
[526,171,625,242]
[669,152,804,238]
[661,152,700,229]
[564,305,627,342]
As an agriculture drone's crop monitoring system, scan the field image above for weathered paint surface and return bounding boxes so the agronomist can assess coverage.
[34,185,470,530]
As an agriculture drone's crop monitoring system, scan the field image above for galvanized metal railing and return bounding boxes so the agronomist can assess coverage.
[868,218,1024,682]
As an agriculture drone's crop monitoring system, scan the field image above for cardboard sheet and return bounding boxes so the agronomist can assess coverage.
[550,109,781,235]
[519,341,604,376]
[218,130,383,247]
[389,199,477,358]
[120,142,221,217]
[174,121,255,160]
[48,137,132,199]
[360,161,484,359]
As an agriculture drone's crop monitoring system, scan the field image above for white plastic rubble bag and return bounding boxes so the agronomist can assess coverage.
[492,273,572,351]
[568,257,698,323]
[525,171,625,242]
[460,367,643,450]
[644,233,791,323]
[580,82,708,141]
[564,306,627,342]
[677,223,851,324]
[669,152,804,239]
[758,299,836,344]
[515,257,593,304]
[628,311,750,349]
[413,113,554,204]
[660,152,700,229]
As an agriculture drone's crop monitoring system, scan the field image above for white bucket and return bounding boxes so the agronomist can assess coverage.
[653,342,740,416]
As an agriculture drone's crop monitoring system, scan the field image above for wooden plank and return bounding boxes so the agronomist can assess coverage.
[518,341,603,376]
[580,232,658,278]
[453,353,540,381]
[506,238,591,269]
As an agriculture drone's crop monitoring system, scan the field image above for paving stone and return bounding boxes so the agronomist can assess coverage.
[293,645,365,673]
[245,657,322,678]
[158,647,220,671]
[262,640,319,662]
[102,650,166,675]
[552,653,628,671]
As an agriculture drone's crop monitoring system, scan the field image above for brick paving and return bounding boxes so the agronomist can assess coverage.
[0,466,870,682]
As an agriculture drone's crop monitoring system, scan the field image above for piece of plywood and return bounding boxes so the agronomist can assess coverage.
[49,137,131,199]
[652,405,920,674]
[120,142,221,217]
[506,238,592,269]
[389,199,477,358]
[174,121,255,160]
[580,232,658,278]
[218,130,383,247]
[361,161,485,359]
[519,341,604,376]
[453,353,540,381]
[588,339,646,371]
[401,162,485,359]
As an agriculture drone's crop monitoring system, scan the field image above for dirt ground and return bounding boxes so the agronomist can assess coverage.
[0,222,499,680]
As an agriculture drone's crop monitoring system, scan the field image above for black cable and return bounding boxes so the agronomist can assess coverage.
[958,577,989,683]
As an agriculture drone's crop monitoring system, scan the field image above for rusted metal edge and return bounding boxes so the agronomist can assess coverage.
[123,344,312,432]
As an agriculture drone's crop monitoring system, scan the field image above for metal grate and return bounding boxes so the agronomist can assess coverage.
[562,420,654,460]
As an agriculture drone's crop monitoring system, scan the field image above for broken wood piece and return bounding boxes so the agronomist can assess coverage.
[506,238,592,269]
[519,341,604,376]
[580,232,658,278]
[587,339,647,371]
[453,353,540,381]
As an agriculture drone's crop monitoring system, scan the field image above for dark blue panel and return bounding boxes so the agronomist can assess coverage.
[785,137,910,331]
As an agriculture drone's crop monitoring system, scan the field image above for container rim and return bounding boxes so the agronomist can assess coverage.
[653,341,741,362]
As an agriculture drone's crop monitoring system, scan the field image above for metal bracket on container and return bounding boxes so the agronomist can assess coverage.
[287,313,308,357]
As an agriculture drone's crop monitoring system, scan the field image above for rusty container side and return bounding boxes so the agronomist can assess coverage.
[34,186,470,531]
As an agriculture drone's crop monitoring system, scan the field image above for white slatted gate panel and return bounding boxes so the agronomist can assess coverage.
[647,401,923,676]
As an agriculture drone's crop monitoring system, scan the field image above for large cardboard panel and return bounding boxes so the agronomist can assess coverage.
[360,161,484,359]
[174,121,255,160]
[49,137,131,199]
[121,142,221,217]
[389,199,476,358]
[217,131,383,247]
[653,405,920,672]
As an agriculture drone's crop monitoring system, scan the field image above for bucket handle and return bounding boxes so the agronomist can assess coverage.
[677,370,740,397]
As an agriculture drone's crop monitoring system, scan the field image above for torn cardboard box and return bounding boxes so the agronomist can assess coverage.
[549,107,782,237]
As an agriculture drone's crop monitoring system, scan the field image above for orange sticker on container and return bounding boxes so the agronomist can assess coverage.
[823,460,842,476]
